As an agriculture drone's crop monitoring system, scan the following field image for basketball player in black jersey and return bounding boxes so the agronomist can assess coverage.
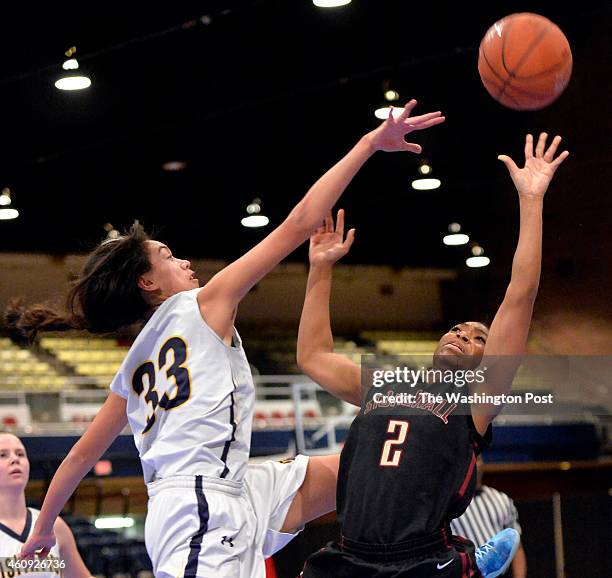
[297,133,569,577]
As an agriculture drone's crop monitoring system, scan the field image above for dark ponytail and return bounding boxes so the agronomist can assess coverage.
[5,223,153,343]
[5,299,83,343]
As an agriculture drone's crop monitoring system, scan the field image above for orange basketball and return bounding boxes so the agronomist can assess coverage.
[478,13,572,110]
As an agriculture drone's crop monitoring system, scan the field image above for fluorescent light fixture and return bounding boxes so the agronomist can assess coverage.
[374,106,403,120]
[62,58,79,71]
[162,161,187,172]
[466,256,490,268]
[411,178,441,190]
[241,215,269,228]
[55,75,91,91]
[242,198,268,227]
[0,208,19,220]
[56,56,91,90]
[0,188,18,219]
[443,233,469,246]
[313,0,351,7]
[94,517,135,529]
[443,223,468,245]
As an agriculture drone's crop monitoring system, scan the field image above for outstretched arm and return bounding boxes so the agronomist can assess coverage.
[297,210,362,405]
[472,133,569,433]
[20,393,128,559]
[198,101,445,342]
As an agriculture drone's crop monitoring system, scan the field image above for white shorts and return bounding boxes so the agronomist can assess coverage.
[144,454,309,578]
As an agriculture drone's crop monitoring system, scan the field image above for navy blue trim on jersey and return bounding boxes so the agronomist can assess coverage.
[0,508,32,543]
[183,475,210,578]
[220,388,237,479]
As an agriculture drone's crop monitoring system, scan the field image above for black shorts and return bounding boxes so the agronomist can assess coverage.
[301,535,481,578]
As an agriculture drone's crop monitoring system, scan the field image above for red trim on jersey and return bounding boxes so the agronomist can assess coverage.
[441,526,450,550]
[460,552,467,578]
[458,451,477,498]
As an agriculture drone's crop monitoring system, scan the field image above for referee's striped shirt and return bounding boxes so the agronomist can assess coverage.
[450,485,522,546]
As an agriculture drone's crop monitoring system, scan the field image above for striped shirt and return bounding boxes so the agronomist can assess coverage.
[451,485,522,546]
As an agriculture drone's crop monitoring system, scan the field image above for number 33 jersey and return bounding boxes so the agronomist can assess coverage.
[337,381,491,545]
[110,288,255,484]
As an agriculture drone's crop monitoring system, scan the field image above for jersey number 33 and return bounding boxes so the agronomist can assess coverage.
[131,336,192,433]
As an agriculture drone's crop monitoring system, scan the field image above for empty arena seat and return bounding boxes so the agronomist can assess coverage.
[253,400,322,421]
[40,335,129,388]
[0,339,71,392]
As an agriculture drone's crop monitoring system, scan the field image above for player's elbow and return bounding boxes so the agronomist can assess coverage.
[65,443,96,472]
[297,341,331,374]
[296,349,316,375]
[285,204,319,239]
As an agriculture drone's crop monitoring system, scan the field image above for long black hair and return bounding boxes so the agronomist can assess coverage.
[5,223,153,343]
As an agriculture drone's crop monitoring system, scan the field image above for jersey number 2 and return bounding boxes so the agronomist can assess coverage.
[379,419,410,467]
[132,336,192,434]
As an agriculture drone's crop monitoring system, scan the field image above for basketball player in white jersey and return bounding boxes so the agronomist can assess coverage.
[12,101,445,577]
[0,432,91,578]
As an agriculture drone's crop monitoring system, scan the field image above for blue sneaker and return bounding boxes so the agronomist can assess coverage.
[475,528,520,578]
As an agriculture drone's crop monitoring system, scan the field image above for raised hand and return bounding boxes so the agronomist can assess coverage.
[309,209,355,267]
[498,133,569,199]
[368,99,445,153]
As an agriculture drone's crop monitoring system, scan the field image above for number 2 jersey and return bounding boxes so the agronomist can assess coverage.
[337,381,491,545]
[110,288,255,484]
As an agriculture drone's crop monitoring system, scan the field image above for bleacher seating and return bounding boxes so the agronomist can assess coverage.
[61,514,152,578]
[40,336,129,387]
[0,337,69,391]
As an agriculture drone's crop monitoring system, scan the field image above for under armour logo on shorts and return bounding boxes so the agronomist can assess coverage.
[221,536,235,547]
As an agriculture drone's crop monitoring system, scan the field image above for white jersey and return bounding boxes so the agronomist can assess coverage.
[0,508,63,577]
[110,288,255,484]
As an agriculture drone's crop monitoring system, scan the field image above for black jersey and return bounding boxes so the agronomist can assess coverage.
[337,381,491,545]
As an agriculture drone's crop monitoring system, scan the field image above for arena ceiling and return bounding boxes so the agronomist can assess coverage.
[0,0,609,281]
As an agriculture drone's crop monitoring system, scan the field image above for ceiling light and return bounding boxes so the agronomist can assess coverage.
[241,198,269,228]
[412,161,441,190]
[162,161,187,172]
[466,244,490,267]
[95,517,134,529]
[103,223,120,239]
[0,188,19,220]
[55,47,91,91]
[313,0,352,7]
[374,106,403,120]
[241,215,270,228]
[466,256,490,267]
[411,178,441,190]
[62,59,79,71]
[384,89,400,101]
[374,80,400,118]
[443,223,469,246]
[0,208,19,220]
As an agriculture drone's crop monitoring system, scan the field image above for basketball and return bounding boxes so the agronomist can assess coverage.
[478,13,572,110]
